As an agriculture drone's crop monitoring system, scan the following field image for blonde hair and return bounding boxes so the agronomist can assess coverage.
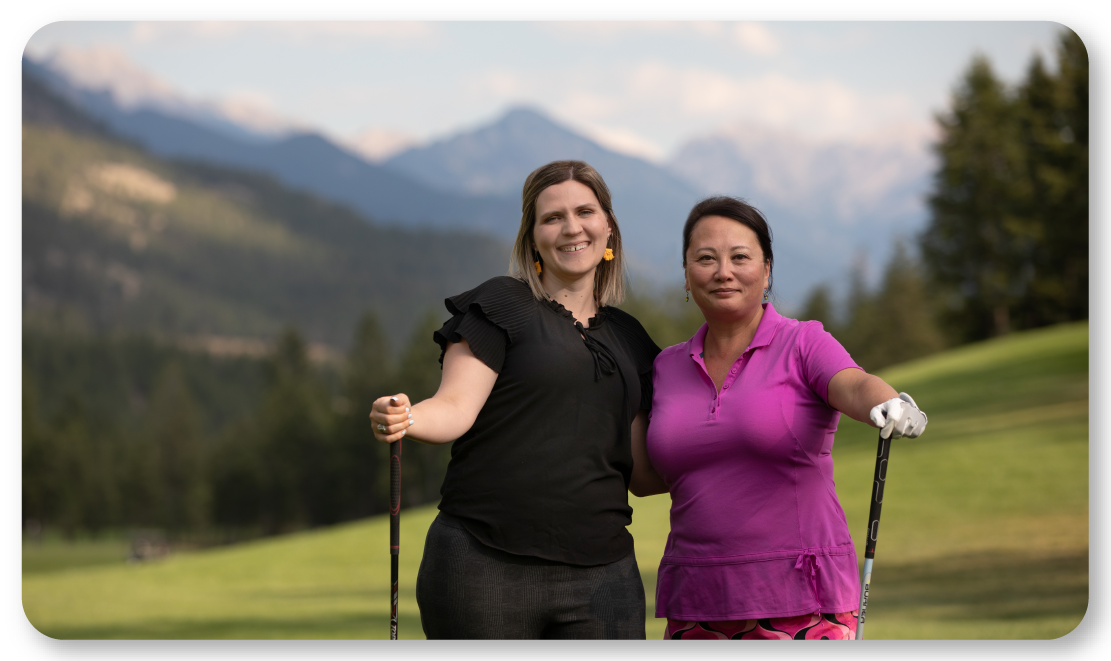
[509,160,626,307]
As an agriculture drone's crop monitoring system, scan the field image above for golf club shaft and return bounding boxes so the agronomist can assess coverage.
[390,439,401,640]
[856,431,891,640]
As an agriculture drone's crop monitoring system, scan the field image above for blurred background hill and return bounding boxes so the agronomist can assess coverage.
[24,73,508,347]
[23,47,933,302]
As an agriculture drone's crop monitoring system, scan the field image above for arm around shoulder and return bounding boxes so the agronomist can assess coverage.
[629,410,668,497]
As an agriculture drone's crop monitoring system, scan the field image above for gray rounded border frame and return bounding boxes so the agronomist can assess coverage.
[6,5,1102,661]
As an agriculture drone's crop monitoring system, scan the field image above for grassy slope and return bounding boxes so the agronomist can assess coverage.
[23,322,1088,639]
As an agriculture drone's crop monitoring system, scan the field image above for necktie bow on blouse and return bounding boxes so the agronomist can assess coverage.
[575,321,618,382]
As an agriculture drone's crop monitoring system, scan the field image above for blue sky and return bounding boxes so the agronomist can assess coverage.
[24,21,1063,161]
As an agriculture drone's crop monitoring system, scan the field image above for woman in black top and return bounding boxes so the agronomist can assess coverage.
[370,160,660,639]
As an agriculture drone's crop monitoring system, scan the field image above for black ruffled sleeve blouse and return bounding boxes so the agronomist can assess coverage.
[432,276,661,566]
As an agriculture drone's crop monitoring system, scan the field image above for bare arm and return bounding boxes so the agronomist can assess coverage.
[370,339,498,445]
[827,367,898,426]
[629,409,668,497]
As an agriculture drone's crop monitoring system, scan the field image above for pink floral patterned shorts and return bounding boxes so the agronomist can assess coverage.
[665,611,858,640]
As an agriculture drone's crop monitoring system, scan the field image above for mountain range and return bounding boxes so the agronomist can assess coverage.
[23,51,936,309]
[384,107,706,276]
[22,58,520,237]
[22,73,507,350]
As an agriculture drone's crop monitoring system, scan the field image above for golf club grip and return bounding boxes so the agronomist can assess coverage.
[864,432,890,559]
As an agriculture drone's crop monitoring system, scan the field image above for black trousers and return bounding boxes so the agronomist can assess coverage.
[415,511,646,639]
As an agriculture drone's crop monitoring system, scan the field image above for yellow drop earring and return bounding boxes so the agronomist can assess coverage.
[603,248,614,261]
[534,252,542,275]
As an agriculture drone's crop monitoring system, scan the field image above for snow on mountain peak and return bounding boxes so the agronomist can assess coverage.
[45,46,177,110]
[38,46,301,140]
[667,120,935,226]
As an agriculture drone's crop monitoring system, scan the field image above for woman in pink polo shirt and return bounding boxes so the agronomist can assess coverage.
[630,196,928,640]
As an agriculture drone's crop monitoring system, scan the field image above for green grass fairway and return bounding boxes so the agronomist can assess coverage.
[23,322,1088,639]
[22,534,131,576]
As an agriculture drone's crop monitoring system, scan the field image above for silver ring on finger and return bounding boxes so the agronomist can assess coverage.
[377,423,387,433]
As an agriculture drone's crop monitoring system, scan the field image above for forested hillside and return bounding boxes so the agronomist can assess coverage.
[23,78,509,349]
[22,78,510,541]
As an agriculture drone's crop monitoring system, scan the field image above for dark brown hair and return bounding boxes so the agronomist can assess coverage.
[510,160,625,306]
[682,196,774,294]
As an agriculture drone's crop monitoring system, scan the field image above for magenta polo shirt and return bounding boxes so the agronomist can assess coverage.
[646,303,862,621]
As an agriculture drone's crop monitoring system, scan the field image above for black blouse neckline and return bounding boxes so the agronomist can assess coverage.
[541,296,609,329]
[431,276,663,566]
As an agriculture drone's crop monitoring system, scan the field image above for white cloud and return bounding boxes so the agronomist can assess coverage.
[469,69,530,98]
[130,21,438,47]
[535,19,764,44]
[559,90,623,121]
[341,128,420,162]
[215,90,306,136]
[38,46,305,138]
[538,21,784,56]
[329,56,926,159]
[540,21,699,39]
[577,123,664,162]
[132,22,241,44]
[45,45,178,108]
[734,22,780,56]
[619,62,922,145]
[670,121,935,225]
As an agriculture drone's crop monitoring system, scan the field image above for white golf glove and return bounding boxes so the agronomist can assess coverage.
[869,392,928,440]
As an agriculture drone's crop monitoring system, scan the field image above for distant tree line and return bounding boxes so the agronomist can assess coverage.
[22,311,452,542]
[798,29,1087,370]
[22,293,711,542]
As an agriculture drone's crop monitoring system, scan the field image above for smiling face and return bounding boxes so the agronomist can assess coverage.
[684,215,771,322]
[532,179,613,287]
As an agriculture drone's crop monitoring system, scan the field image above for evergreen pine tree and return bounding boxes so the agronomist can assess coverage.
[254,327,334,532]
[1014,30,1088,326]
[921,30,1088,342]
[22,370,50,534]
[144,363,209,534]
[796,284,837,333]
[921,55,1029,341]
[333,311,394,520]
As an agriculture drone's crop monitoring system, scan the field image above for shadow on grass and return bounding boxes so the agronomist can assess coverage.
[868,548,1088,624]
[35,611,424,640]
[238,586,398,601]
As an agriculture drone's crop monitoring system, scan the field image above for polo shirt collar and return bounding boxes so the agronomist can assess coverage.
[750,303,783,350]
[687,303,783,359]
